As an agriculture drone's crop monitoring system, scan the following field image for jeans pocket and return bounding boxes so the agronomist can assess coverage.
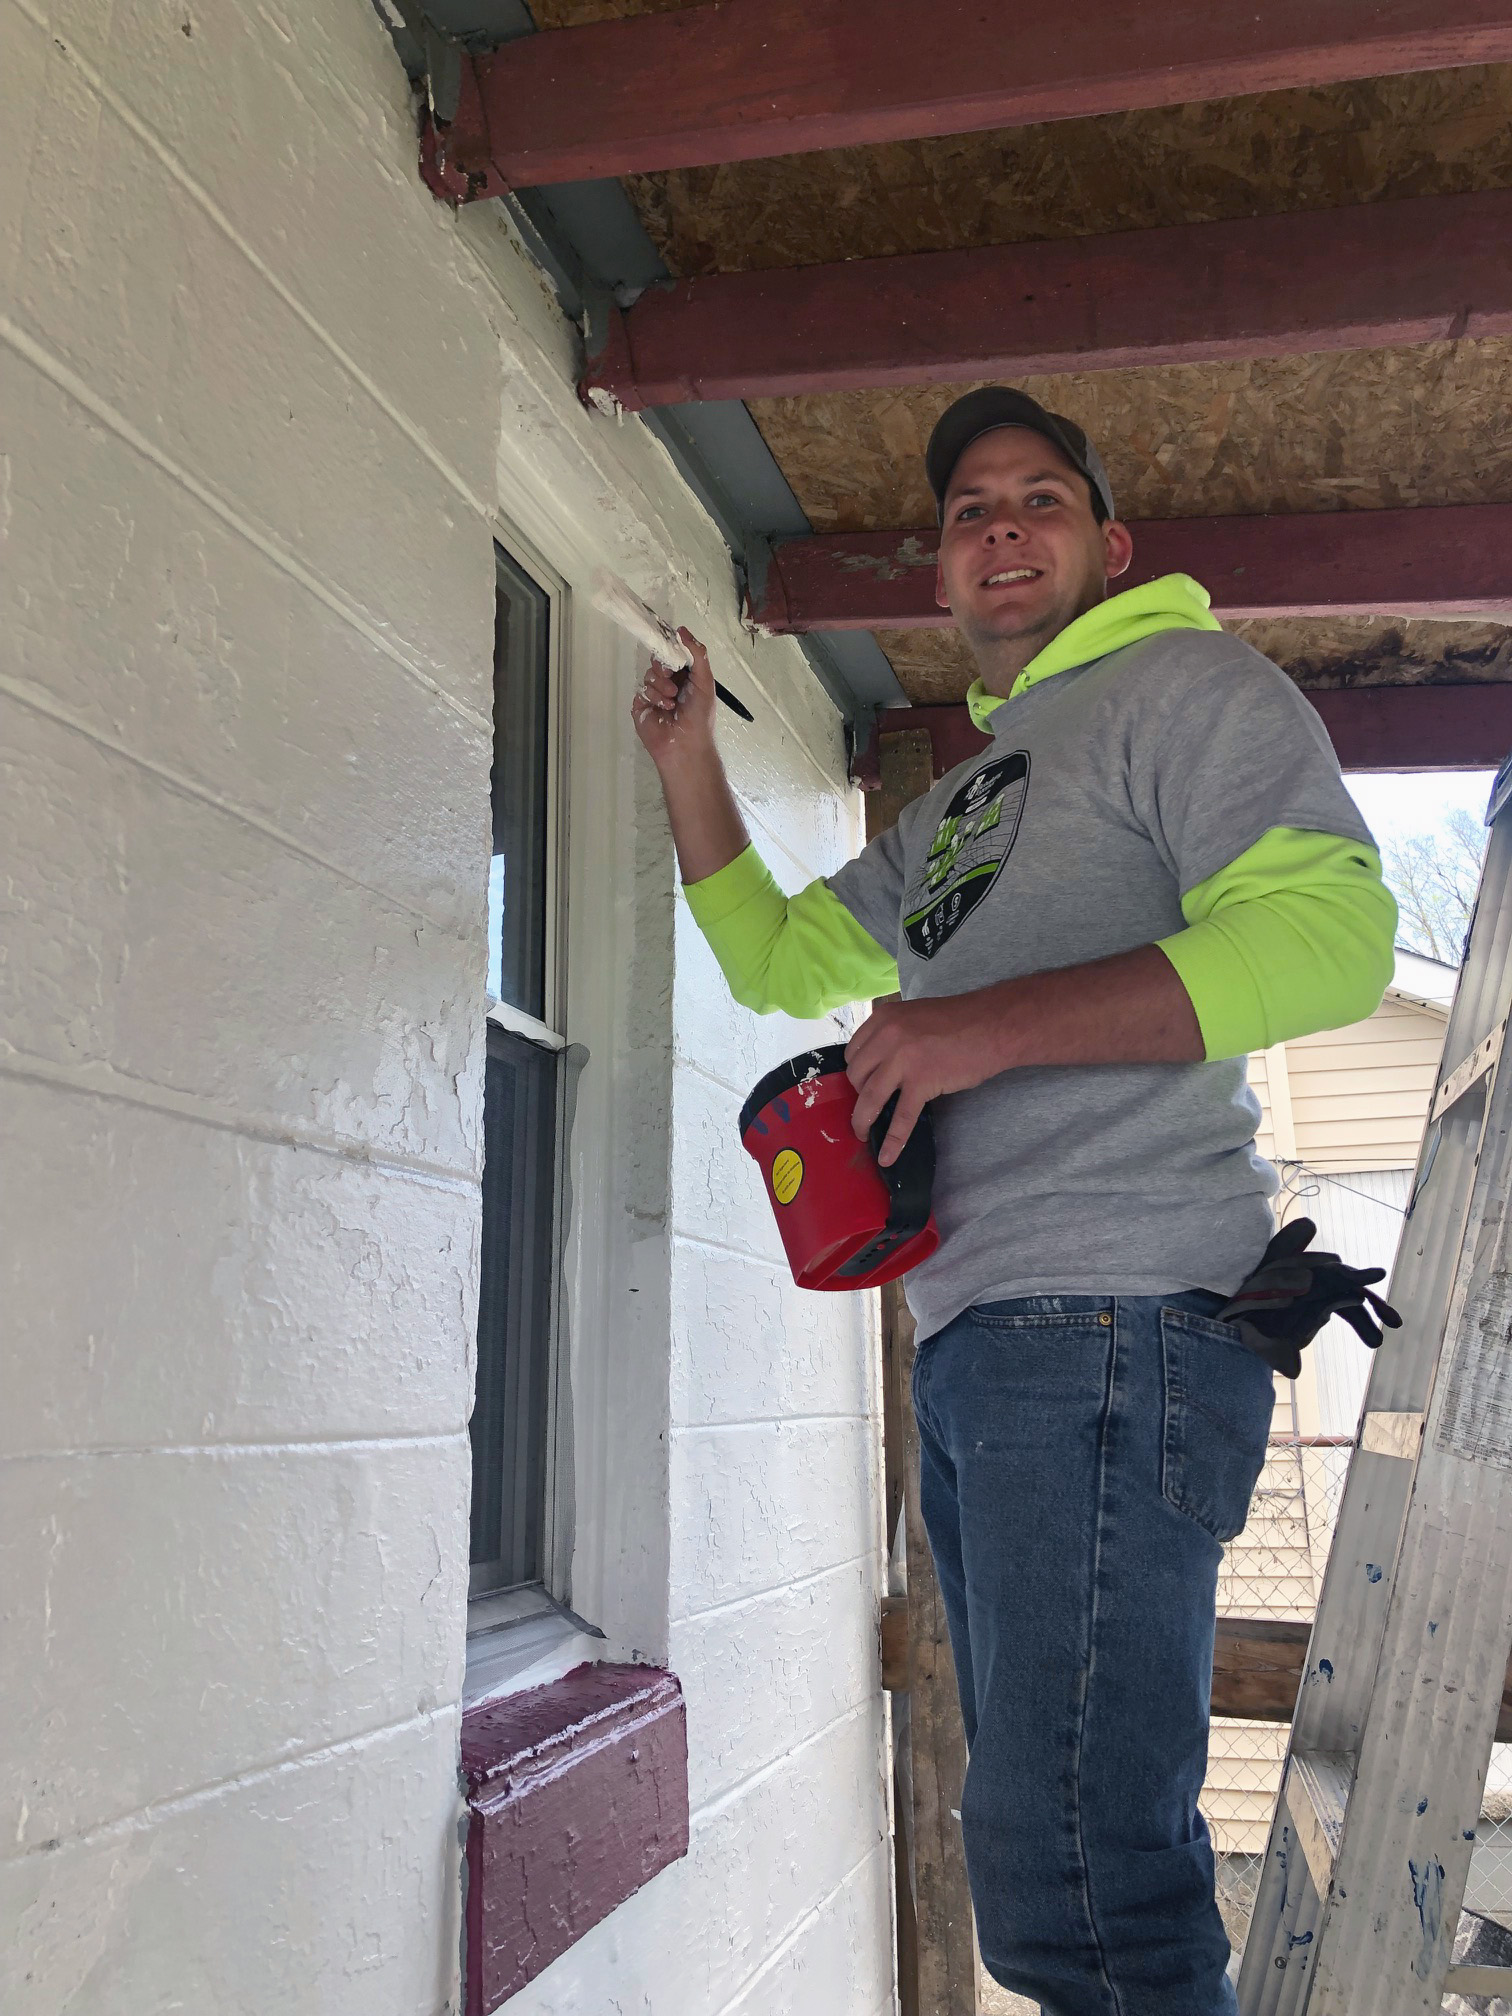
[1160,1306,1276,1544]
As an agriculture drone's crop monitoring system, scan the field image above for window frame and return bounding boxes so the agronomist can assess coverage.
[471,526,575,1618]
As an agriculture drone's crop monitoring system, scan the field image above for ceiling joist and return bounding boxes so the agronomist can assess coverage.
[749,503,1512,633]
[427,0,1512,189]
[855,685,1512,790]
[583,188,1512,408]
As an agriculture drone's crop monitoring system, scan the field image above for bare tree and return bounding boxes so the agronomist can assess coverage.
[1381,806,1487,965]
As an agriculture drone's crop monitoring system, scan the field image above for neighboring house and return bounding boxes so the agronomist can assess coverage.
[1204,949,1455,1867]
[1253,945,1456,1440]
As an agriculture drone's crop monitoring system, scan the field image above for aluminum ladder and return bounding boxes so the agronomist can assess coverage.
[1239,756,1512,2015]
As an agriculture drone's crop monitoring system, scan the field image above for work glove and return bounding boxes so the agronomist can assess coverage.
[1215,1216,1402,1380]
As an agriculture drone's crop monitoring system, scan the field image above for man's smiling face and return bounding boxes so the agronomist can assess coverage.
[934,426,1132,680]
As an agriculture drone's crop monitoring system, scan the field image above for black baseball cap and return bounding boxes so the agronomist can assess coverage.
[925,387,1116,525]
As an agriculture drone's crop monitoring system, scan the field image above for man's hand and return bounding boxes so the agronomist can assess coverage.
[631,629,717,773]
[628,628,752,885]
[846,945,1204,1166]
[847,995,1009,1167]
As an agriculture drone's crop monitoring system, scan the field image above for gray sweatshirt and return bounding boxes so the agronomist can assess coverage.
[827,630,1377,1340]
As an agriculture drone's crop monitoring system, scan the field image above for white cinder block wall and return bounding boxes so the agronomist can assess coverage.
[0,2,891,2012]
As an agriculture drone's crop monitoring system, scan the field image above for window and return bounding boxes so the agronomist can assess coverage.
[471,543,566,1603]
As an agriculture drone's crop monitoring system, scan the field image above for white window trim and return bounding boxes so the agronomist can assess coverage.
[468,471,692,1698]
[463,1584,605,1707]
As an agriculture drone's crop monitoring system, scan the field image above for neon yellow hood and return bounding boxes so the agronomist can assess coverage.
[965,573,1223,731]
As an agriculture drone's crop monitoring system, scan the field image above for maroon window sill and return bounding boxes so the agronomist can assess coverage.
[462,1662,689,2012]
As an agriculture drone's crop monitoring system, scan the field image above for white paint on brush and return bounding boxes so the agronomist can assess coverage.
[588,566,693,669]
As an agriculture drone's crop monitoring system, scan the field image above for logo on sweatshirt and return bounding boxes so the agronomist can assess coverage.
[902,752,1030,958]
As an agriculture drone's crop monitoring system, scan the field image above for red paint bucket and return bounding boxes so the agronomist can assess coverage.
[739,1045,940,1291]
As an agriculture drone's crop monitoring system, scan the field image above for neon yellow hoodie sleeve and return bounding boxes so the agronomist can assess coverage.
[1157,828,1398,1061]
[682,844,900,1016]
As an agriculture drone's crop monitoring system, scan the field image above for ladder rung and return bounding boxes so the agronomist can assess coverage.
[1285,1751,1352,1898]
[1430,1017,1508,1121]
[1359,1410,1423,1461]
[1444,1963,1512,1994]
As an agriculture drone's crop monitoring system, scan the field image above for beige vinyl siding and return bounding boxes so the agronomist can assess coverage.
[1248,994,1448,1174]
[1248,1045,1276,1163]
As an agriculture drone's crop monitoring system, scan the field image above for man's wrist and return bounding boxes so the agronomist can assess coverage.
[955,977,1029,1080]
[649,738,708,778]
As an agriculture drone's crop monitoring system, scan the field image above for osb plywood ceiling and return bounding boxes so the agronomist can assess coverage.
[625,66,1512,273]
[881,618,1512,707]
[750,343,1512,529]
[755,341,1512,701]
[525,15,1512,702]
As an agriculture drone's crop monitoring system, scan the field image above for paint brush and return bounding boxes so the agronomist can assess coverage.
[588,568,754,722]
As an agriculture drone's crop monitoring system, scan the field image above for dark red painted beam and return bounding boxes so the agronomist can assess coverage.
[423,0,1512,190]
[752,504,1512,633]
[1308,685,1512,773]
[854,686,1512,788]
[854,707,992,790]
[582,188,1512,408]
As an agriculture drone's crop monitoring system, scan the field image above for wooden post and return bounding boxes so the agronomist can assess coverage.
[889,1281,981,2016]
[870,733,980,2015]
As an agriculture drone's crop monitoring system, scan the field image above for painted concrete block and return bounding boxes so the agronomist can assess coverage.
[669,1061,790,1270]
[0,1709,463,2016]
[9,59,490,705]
[2,1437,469,1849]
[670,1554,878,1811]
[735,630,854,782]
[668,1238,872,1429]
[0,697,482,1170]
[2,0,896,2002]
[1,1079,476,1455]
[25,0,501,501]
[733,777,857,901]
[721,1840,895,2016]
[0,2,46,301]
[671,898,853,1101]
[668,1418,878,1617]
[0,352,493,932]
[0,691,129,1066]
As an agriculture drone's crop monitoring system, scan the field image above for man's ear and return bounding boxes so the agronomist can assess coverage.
[1103,519,1134,581]
[934,559,952,612]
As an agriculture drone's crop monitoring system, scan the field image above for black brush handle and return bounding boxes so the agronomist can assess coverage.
[714,680,754,722]
[672,662,753,721]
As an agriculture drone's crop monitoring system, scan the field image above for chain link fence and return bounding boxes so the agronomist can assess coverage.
[1208,1436,1512,1961]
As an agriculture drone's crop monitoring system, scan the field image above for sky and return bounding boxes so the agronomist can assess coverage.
[1343,770,1498,852]
[1341,769,1499,971]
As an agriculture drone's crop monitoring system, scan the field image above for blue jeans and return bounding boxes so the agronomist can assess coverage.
[912,1292,1276,2016]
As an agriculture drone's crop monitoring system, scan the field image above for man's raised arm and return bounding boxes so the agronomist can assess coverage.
[632,634,900,1019]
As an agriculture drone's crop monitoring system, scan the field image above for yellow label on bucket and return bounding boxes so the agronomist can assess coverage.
[771,1148,804,1205]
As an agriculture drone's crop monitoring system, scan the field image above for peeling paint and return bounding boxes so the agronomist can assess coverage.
[1409,1855,1446,1981]
[833,533,937,581]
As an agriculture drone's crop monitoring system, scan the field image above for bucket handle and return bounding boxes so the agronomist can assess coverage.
[870,1094,935,1241]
